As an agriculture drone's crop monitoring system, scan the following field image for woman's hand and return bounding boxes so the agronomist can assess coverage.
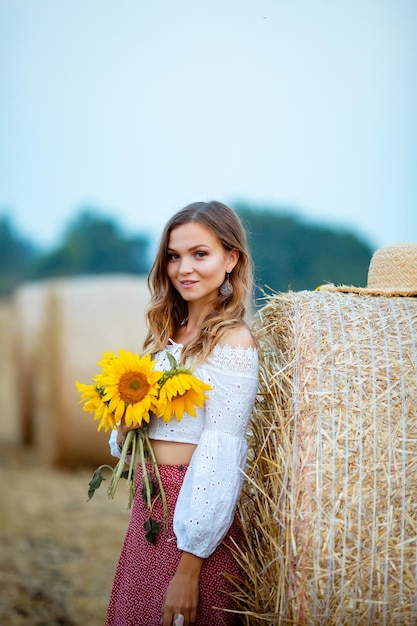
[161,552,203,626]
[116,418,137,451]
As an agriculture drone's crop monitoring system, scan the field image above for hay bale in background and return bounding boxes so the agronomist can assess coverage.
[13,275,150,467]
[0,300,19,442]
[239,290,417,625]
[13,281,52,444]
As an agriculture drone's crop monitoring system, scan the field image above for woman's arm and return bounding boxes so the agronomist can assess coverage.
[173,342,258,556]
[161,552,204,626]
[164,328,258,620]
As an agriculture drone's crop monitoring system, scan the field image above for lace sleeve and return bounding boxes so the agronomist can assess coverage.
[173,346,258,558]
[109,427,121,458]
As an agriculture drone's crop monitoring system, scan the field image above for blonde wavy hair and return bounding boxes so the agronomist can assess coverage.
[143,200,254,365]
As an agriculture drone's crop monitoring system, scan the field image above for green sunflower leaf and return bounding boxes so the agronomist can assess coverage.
[143,516,162,545]
[86,467,106,502]
[166,351,178,370]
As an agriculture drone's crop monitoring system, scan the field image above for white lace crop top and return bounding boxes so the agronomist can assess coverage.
[109,340,259,558]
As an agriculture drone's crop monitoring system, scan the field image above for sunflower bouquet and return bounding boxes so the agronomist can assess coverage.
[76,349,211,544]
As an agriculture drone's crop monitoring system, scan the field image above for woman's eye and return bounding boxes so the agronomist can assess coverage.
[167,253,179,261]
[195,251,207,258]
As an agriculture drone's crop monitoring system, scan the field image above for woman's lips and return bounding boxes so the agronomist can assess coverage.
[180,280,197,288]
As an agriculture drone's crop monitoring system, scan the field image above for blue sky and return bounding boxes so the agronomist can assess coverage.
[1,0,416,252]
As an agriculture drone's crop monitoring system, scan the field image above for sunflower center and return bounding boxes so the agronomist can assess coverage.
[118,371,150,404]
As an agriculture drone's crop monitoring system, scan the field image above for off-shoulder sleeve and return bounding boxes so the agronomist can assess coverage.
[173,346,258,558]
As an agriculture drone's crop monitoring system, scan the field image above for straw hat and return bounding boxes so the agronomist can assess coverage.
[319,242,417,296]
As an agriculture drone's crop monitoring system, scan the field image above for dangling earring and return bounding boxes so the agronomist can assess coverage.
[220,272,233,296]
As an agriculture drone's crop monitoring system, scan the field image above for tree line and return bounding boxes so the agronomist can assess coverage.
[235,203,372,302]
[0,203,373,301]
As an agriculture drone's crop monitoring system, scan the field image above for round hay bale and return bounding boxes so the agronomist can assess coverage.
[0,299,19,442]
[13,275,150,467]
[239,290,417,625]
[13,282,52,444]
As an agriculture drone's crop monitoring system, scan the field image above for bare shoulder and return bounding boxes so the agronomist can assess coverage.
[218,324,256,349]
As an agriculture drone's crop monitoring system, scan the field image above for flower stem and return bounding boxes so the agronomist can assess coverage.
[126,430,138,508]
[107,429,135,500]
[138,430,152,508]
[144,429,169,532]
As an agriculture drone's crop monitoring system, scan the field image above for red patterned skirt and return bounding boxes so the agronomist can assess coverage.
[106,464,245,626]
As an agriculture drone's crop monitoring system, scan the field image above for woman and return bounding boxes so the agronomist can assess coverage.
[106,201,259,626]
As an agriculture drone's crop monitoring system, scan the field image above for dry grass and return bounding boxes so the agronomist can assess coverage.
[236,291,417,625]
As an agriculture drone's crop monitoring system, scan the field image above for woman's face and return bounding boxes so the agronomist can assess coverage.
[166,222,237,306]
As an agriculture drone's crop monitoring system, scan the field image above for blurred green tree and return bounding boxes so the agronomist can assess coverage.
[233,203,373,301]
[0,214,38,296]
[33,209,150,279]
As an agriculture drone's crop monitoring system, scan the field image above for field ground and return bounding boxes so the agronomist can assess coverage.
[0,437,130,625]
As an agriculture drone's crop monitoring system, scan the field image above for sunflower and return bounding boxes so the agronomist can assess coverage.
[78,348,212,542]
[99,349,162,427]
[76,380,116,431]
[96,350,117,368]
[157,371,212,422]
